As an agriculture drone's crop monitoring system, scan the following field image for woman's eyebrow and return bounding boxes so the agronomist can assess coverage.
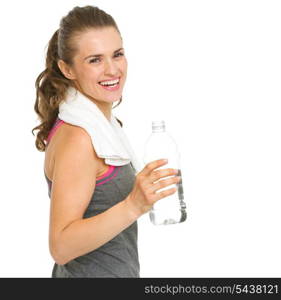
[84,48,124,60]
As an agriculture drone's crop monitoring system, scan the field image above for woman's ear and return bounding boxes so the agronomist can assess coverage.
[57,59,76,80]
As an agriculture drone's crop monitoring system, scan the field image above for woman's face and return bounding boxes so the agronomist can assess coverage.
[61,26,127,107]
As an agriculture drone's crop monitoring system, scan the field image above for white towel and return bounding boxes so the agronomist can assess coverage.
[58,87,142,174]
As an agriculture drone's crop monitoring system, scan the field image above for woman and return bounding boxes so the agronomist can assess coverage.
[32,5,180,278]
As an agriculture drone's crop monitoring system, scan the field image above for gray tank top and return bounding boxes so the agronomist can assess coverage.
[44,119,140,278]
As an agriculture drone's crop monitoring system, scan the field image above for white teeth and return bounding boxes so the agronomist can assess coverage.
[99,79,120,86]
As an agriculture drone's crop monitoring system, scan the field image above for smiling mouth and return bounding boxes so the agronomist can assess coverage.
[98,77,120,87]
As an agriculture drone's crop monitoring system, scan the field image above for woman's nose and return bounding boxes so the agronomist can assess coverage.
[104,59,118,75]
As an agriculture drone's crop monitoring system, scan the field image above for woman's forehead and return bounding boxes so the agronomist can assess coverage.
[74,27,122,56]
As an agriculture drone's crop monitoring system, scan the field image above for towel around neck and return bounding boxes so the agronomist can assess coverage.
[58,87,142,173]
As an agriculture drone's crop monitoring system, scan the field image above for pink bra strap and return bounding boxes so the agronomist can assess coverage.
[46,120,65,143]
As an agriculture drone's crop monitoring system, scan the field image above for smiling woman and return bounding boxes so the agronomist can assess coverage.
[57,27,127,121]
[31,6,136,278]
[31,5,179,278]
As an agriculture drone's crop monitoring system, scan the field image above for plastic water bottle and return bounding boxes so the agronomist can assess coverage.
[143,120,187,225]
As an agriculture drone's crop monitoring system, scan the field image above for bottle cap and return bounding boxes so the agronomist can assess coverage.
[152,120,165,132]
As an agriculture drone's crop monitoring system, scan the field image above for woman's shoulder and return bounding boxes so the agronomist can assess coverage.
[44,121,101,183]
[51,121,99,163]
[59,122,90,143]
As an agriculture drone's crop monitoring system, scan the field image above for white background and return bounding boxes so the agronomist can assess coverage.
[0,0,280,277]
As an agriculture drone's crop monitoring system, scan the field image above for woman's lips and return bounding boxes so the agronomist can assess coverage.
[98,81,120,91]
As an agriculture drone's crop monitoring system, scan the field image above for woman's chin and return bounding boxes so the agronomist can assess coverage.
[102,94,123,103]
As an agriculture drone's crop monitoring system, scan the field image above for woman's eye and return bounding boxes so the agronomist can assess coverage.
[89,58,100,64]
[115,52,124,57]
[89,52,124,64]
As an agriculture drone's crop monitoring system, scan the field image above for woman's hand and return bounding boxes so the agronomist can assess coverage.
[125,159,181,218]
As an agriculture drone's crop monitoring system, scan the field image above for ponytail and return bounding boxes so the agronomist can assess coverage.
[32,30,71,151]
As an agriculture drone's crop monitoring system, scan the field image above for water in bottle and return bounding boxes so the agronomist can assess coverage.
[143,120,187,225]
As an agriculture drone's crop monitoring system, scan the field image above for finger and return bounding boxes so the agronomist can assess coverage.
[149,176,181,194]
[152,186,178,202]
[150,168,178,183]
[142,159,168,176]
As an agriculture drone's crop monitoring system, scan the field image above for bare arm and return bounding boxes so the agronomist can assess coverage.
[49,127,140,265]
